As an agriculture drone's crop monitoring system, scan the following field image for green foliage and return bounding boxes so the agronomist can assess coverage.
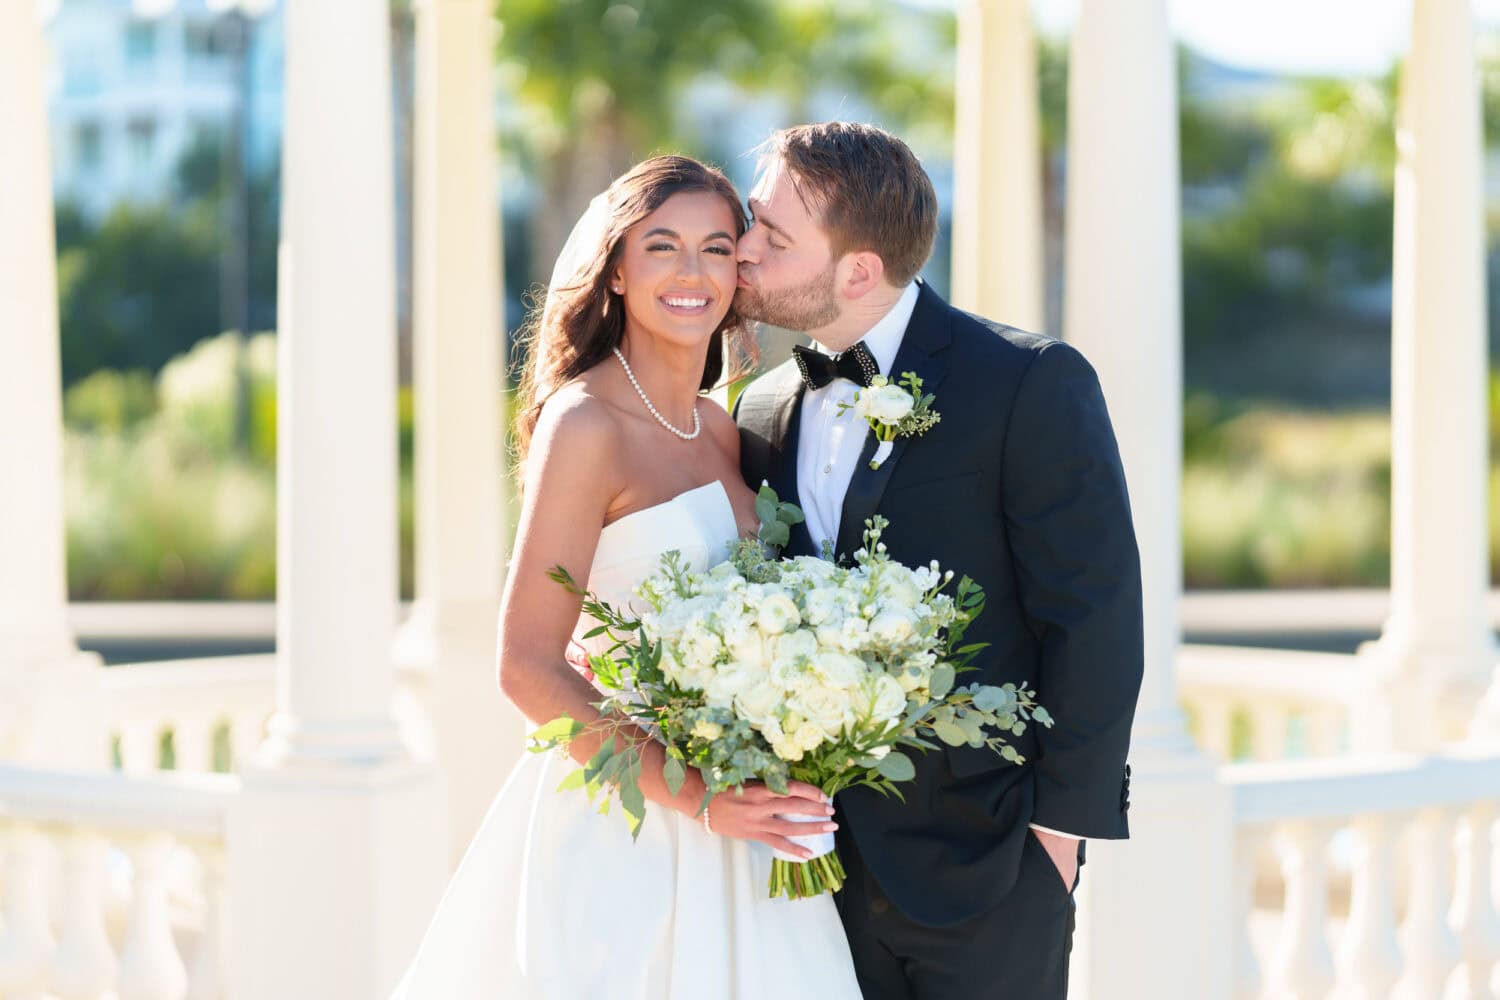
[56,131,279,386]
[56,203,221,384]
[64,370,157,433]
[63,333,420,600]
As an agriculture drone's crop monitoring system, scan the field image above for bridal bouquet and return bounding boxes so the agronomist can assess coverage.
[531,487,1051,900]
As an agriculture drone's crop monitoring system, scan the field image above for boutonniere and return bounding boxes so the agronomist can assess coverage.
[839,371,941,470]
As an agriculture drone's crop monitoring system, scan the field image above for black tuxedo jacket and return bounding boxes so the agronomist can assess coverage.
[734,283,1143,926]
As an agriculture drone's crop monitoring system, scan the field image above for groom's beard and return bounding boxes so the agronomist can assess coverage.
[735,264,840,332]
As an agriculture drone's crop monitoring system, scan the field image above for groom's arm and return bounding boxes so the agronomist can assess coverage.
[1000,341,1143,840]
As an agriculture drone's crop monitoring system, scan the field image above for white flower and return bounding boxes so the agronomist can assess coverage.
[774,629,818,664]
[870,608,916,644]
[709,654,771,706]
[802,587,843,626]
[725,629,767,673]
[812,650,865,688]
[735,680,783,726]
[757,593,801,635]
[789,685,853,737]
[692,719,724,741]
[866,744,892,760]
[855,674,908,723]
[855,383,915,425]
[791,720,829,753]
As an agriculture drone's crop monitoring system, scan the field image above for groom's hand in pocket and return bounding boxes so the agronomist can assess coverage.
[1032,828,1080,891]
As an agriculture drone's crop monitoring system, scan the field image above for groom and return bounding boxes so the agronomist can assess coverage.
[733,122,1143,999]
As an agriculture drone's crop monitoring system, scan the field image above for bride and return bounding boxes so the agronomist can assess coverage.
[391,156,863,999]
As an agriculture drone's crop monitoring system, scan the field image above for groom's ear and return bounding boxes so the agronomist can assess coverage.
[840,250,887,301]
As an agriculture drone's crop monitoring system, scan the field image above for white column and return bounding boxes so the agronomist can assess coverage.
[394,0,523,866]
[951,0,1044,331]
[229,3,446,996]
[1062,4,1233,998]
[1063,0,1192,761]
[1367,0,1496,750]
[0,0,105,766]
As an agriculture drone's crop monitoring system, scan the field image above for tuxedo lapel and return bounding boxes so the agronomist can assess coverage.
[833,284,953,559]
[765,366,817,558]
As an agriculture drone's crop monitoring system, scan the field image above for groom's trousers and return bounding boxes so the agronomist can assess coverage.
[833,828,1083,1000]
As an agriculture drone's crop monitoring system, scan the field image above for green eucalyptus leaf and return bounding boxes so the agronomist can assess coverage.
[929,664,956,700]
[531,717,584,745]
[875,751,916,782]
[556,768,587,793]
[755,493,779,527]
[662,754,687,796]
[933,719,967,747]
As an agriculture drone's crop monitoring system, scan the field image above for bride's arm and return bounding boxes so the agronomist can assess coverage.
[497,391,642,770]
[499,392,833,853]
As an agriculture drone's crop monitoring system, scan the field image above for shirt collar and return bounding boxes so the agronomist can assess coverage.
[814,281,920,379]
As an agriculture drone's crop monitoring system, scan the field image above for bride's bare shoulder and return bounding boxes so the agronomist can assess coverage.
[530,381,624,471]
[700,395,741,461]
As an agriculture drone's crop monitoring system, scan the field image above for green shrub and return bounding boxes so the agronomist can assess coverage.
[63,369,157,432]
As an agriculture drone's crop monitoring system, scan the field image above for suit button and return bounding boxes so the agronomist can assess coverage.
[870,896,889,915]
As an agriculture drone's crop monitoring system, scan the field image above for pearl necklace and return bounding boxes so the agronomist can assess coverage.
[613,346,701,440]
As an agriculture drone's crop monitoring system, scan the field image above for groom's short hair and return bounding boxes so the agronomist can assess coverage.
[760,122,938,286]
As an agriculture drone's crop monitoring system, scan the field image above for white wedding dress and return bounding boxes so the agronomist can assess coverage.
[391,481,863,999]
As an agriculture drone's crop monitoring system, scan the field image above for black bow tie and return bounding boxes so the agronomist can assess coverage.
[793,342,879,392]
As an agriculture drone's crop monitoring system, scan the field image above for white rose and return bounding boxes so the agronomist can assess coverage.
[791,720,829,753]
[691,719,724,741]
[856,674,908,723]
[757,593,802,635]
[771,738,805,762]
[775,629,818,664]
[789,686,853,737]
[836,617,871,652]
[860,384,915,425]
[735,680,783,726]
[813,650,865,688]
[704,662,759,707]
[877,571,922,608]
[802,587,843,627]
[870,608,916,644]
[725,629,766,672]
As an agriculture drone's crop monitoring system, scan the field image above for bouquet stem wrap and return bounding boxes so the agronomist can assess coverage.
[769,811,844,900]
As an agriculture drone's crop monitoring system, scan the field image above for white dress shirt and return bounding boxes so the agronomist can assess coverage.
[796,282,919,552]
[795,281,1081,844]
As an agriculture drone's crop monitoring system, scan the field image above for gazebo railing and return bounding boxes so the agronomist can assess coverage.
[1225,750,1500,1000]
[0,763,238,999]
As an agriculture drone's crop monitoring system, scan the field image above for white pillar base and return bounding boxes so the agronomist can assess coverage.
[0,650,108,766]
[1069,754,1233,1000]
[1356,629,1497,750]
[227,759,447,999]
[393,598,526,865]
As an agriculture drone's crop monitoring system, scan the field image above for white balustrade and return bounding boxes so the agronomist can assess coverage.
[1450,801,1500,999]
[51,830,117,998]
[1228,750,1500,1000]
[1234,827,1268,1000]
[1181,645,1361,762]
[0,764,236,1000]
[1395,808,1462,998]
[1268,820,1337,998]
[94,654,275,775]
[0,822,55,996]
[1337,813,1401,998]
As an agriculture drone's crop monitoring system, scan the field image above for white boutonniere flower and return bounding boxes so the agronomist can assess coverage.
[839,371,941,469]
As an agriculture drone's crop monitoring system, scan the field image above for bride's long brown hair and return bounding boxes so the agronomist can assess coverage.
[513,156,758,470]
